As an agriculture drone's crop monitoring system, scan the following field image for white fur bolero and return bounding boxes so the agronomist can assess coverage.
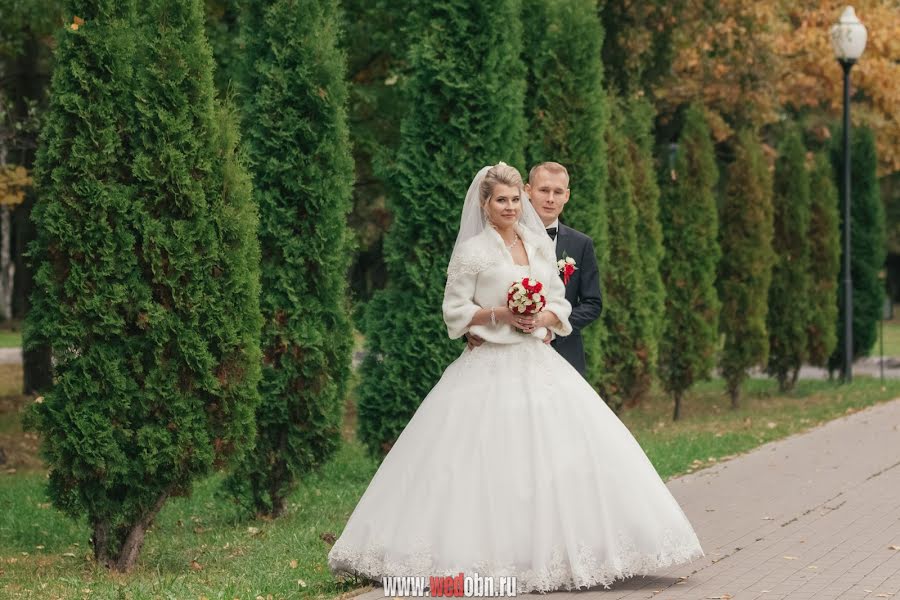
[442,224,573,344]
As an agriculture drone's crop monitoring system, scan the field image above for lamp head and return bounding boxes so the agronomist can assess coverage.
[831,6,867,63]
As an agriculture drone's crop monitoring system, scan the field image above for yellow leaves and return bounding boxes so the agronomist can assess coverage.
[70,16,84,31]
[656,0,900,175]
[0,165,31,207]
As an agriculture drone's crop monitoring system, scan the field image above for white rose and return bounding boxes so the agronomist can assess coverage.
[532,293,541,301]
[565,257,576,265]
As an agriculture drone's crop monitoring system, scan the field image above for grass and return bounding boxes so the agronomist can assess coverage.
[2,365,900,598]
[874,311,900,358]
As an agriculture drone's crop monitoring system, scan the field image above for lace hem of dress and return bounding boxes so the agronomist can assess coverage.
[327,529,704,594]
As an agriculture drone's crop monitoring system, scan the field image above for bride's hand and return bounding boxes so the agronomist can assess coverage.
[534,310,559,330]
[500,308,536,331]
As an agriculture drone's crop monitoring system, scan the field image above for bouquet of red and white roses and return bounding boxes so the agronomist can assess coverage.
[507,277,546,315]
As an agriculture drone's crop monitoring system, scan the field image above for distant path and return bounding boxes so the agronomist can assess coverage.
[0,348,20,365]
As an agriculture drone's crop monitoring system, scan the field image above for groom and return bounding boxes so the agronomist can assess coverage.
[468,161,603,376]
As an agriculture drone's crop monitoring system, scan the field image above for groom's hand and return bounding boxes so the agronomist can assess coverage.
[466,333,485,350]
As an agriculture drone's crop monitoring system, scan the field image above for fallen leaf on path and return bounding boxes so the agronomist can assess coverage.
[889,545,900,550]
[707,595,732,599]
[762,516,774,520]
[783,556,798,560]
[190,560,202,571]
[807,565,817,569]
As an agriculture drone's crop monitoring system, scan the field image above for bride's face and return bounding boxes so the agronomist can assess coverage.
[483,183,521,230]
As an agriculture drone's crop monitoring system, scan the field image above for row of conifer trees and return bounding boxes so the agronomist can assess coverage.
[24,0,885,572]
[26,0,354,570]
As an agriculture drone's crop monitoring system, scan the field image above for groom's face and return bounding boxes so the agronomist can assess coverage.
[526,169,570,227]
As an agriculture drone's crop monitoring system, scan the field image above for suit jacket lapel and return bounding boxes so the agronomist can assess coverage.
[555,223,570,261]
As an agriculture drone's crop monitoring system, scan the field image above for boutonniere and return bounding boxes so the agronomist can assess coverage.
[557,254,577,285]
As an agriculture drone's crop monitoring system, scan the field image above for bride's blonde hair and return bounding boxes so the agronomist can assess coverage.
[479,162,523,206]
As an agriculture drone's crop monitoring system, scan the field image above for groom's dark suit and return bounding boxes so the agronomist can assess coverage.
[550,223,603,376]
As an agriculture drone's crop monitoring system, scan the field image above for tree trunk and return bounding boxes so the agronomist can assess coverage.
[729,381,740,409]
[0,204,14,321]
[17,192,53,394]
[91,520,112,568]
[672,391,682,420]
[112,490,170,572]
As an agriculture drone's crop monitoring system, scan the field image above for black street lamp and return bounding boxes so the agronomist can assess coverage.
[830,6,867,383]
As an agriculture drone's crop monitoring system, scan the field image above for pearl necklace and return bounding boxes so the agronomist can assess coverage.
[504,233,520,250]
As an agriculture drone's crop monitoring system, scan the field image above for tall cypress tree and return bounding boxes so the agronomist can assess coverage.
[718,129,774,408]
[767,129,811,390]
[807,153,840,367]
[623,98,664,406]
[521,0,608,389]
[357,2,526,456]
[659,105,720,420]
[598,96,648,411]
[25,0,261,570]
[829,126,886,373]
[224,0,353,517]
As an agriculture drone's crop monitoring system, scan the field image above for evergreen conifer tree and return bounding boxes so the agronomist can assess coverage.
[718,129,775,407]
[25,0,261,570]
[521,0,608,389]
[357,1,526,456]
[829,127,886,373]
[224,0,354,517]
[598,97,646,411]
[659,105,720,420]
[621,98,664,406]
[806,153,840,367]
[766,129,811,390]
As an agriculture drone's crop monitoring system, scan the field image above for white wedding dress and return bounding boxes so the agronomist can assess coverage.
[327,221,704,593]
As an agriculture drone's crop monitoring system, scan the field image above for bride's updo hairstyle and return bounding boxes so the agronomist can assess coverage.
[479,162,524,207]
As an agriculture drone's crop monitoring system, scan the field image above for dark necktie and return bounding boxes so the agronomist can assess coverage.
[546,227,558,241]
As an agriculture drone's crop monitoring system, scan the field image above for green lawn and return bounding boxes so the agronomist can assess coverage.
[0,330,22,348]
[2,367,900,598]
[874,313,900,357]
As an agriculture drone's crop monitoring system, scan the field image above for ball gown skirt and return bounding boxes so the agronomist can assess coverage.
[328,337,704,593]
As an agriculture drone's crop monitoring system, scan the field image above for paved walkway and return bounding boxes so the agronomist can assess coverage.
[0,347,20,365]
[355,397,900,600]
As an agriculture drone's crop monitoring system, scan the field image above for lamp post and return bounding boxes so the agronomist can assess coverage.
[830,6,867,383]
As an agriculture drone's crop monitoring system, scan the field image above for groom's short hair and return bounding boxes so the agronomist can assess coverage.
[528,161,570,186]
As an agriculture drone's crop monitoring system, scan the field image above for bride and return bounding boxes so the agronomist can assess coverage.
[328,163,703,593]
